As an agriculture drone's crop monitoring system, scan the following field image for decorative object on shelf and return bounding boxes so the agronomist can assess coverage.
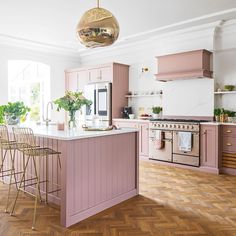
[125,90,162,98]
[54,91,92,129]
[76,0,119,48]
[141,67,149,73]
[224,85,235,91]
[152,106,162,119]
[1,102,30,125]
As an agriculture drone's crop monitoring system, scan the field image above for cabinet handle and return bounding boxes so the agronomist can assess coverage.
[203,131,207,135]
[226,143,232,146]
[226,130,232,133]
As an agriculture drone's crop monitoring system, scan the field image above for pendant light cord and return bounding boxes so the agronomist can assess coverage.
[97,0,100,8]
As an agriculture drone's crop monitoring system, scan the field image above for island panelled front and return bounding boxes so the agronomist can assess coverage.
[5,128,139,227]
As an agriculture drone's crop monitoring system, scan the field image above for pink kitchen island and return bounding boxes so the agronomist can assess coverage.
[17,126,139,227]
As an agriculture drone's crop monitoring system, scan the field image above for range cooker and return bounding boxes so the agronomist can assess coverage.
[149,119,202,167]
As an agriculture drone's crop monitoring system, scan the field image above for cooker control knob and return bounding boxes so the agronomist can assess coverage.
[187,125,189,129]
[154,123,157,127]
[178,125,181,128]
[192,126,194,130]
[173,125,176,128]
[157,124,160,127]
[170,125,172,128]
[182,125,185,129]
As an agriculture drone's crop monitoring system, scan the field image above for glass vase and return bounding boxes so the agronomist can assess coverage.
[68,111,77,129]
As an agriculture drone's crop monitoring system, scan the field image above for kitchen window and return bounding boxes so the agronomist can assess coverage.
[8,60,50,122]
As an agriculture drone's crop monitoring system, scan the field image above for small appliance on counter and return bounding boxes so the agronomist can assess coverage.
[122,106,132,119]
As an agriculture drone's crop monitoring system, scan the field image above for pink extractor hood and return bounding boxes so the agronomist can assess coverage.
[155,49,213,82]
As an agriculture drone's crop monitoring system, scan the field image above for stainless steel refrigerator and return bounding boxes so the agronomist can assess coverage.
[84,82,112,126]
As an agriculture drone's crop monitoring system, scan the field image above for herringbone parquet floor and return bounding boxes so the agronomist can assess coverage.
[1,161,236,236]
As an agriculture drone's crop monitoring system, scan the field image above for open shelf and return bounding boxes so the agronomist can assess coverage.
[125,92,162,98]
[214,91,236,95]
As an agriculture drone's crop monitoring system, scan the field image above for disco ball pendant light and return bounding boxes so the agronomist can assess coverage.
[76,0,120,48]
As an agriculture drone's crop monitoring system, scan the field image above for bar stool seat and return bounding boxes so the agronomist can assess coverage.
[10,127,61,230]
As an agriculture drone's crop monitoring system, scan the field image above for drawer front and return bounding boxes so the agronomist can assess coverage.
[113,121,138,129]
[223,136,236,153]
[222,126,236,137]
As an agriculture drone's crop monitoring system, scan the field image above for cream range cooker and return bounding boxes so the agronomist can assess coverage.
[149,119,204,167]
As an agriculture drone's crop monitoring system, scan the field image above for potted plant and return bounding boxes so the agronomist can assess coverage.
[224,110,235,123]
[224,85,235,91]
[2,101,30,125]
[54,91,92,129]
[152,106,162,119]
[0,106,4,124]
[214,108,222,122]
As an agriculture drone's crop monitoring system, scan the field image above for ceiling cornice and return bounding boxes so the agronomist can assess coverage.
[0,8,235,58]
[0,33,80,60]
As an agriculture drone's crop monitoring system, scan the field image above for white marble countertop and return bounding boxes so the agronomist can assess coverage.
[8,125,138,141]
[113,118,150,123]
[200,122,236,126]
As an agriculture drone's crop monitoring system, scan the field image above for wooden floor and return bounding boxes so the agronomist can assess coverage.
[1,161,236,236]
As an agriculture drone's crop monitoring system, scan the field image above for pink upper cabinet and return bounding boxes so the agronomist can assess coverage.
[155,49,213,82]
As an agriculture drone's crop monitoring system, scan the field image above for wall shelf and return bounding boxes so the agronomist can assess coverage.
[125,94,162,98]
[214,91,236,95]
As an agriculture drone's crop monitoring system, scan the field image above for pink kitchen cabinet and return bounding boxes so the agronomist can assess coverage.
[65,71,78,92]
[65,69,88,92]
[88,65,112,83]
[65,63,129,119]
[200,125,219,169]
[113,120,149,158]
[139,123,149,157]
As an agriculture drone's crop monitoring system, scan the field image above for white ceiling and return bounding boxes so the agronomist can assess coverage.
[1,0,236,52]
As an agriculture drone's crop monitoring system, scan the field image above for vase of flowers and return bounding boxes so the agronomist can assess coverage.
[54,91,92,129]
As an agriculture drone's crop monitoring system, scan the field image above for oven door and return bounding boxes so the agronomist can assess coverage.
[173,131,199,156]
[149,130,173,162]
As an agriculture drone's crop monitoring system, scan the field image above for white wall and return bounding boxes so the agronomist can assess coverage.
[79,23,217,118]
[214,20,236,111]
[0,45,80,122]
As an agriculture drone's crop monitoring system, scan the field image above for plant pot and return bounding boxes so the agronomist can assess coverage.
[228,117,234,123]
[5,115,20,125]
[215,116,220,122]
[152,114,159,119]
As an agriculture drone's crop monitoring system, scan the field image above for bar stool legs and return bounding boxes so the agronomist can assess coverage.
[32,156,41,230]
[5,148,17,213]
[10,156,30,216]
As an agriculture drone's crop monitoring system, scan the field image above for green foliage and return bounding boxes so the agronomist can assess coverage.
[2,102,30,119]
[0,106,4,124]
[224,110,236,117]
[54,91,92,113]
[224,85,235,91]
[152,106,162,114]
[214,108,223,116]
[214,108,235,117]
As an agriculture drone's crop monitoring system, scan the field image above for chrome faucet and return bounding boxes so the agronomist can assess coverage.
[43,101,53,126]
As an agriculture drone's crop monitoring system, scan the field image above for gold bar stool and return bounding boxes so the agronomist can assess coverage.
[10,127,61,230]
[0,125,23,213]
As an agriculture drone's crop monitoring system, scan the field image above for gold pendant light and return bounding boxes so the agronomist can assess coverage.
[76,0,120,48]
